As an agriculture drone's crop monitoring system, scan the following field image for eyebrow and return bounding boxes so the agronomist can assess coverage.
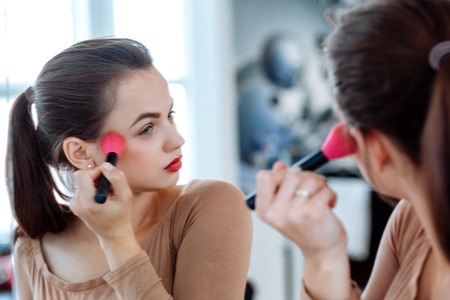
[129,101,174,129]
[129,112,160,128]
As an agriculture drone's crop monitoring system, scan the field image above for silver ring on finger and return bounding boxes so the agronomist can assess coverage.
[295,189,312,199]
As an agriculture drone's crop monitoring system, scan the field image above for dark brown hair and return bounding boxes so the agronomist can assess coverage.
[6,38,153,239]
[325,0,450,260]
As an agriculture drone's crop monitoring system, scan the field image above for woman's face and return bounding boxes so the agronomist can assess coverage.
[97,67,185,193]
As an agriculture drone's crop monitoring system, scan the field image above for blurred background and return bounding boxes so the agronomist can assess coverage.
[0,0,394,299]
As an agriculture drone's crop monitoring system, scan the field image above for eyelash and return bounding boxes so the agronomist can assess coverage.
[139,124,154,136]
[168,110,176,121]
[138,111,176,136]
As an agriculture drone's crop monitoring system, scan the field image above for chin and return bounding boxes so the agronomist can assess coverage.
[129,172,180,191]
[371,187,402,206]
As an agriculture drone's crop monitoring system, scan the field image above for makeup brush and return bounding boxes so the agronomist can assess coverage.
[245,122,356,209]
[94,131,126,204]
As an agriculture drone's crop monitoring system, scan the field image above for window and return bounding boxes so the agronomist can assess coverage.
[0,0,74,245]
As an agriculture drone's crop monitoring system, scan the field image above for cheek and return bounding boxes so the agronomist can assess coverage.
[354,151,372,185]
[118,146,160,174]
[118,156,162,191]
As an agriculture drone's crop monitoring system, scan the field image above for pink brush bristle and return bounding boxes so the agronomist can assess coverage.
[99,132,126,156]
[321,123,356,160]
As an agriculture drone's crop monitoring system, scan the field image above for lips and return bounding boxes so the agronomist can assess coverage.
[164,156,182,172]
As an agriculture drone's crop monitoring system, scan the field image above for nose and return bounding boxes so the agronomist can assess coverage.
[164,125,185,152]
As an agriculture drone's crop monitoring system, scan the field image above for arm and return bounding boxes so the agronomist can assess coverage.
[255,162,356,299]
[172,180,252,299]
[302,200,406,300]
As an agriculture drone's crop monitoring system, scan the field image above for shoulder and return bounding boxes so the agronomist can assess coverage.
[172,179,251,227]
[170,179,252,249]
[13,233,39,278]
[388,200,420,234]
[14,232,35,258]
[183,178,244,195]
[179,179,246,209]
[386,199,424,256]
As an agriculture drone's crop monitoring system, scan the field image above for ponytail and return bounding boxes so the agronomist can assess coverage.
[421,56,450,261]
[7,91,69,239]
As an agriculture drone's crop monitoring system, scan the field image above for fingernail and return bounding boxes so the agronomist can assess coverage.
[102,162,114,171]
[290,167,301,173]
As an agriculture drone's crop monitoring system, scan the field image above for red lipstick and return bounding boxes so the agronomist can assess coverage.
[165,156,182,172]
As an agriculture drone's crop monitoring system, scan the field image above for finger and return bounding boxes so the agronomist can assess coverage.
[71,169,102,213]
[98,162,131,201]
[293,171,327,200]
[308,185,338,209]
[265,168,304,223]
[255,169,286,218]
[73,169,102,194]
[272,167,302,205]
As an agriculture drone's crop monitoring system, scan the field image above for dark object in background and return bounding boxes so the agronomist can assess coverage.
[262,35,303,89]
[350,191,396,289]
[244,280,254,300]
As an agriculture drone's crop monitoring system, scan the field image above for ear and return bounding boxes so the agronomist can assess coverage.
[349,127,390,173]
[63,137,95,170]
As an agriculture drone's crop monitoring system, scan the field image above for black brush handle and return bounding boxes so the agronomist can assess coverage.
[94,152,118,204]
[245,150,327,210]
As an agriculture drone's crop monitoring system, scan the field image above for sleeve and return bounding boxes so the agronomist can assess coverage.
[13,236,34,300]
[103,251,172,300]
[172,180,253,300]
[300,280,361,300]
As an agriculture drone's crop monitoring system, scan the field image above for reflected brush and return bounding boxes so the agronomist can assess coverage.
[245,123,356,210]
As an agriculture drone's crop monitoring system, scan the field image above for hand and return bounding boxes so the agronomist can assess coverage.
[255,161,347,261]
[70,162,134,242]
[255,162,352,298]
[70,163,142,270]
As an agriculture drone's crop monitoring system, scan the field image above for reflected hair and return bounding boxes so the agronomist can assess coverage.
[324,0,450,260]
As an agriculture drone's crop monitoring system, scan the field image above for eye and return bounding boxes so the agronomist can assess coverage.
[168,110,176,121]
[139,124,154,136]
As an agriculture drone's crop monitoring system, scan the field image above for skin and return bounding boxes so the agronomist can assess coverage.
[255,126,450,299]
[42,67,185,281]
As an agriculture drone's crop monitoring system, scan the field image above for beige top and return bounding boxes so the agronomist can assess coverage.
[13,179,252,300]
[302,199,431,299]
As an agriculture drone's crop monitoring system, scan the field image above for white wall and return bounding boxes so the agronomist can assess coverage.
[184,0,240,183]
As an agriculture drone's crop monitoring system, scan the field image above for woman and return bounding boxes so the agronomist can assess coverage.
[8,38,252,299]
[254,0,450,298]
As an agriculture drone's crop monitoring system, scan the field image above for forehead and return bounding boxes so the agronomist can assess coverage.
[103,67,171,132]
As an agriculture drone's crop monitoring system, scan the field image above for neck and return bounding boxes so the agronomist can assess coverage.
[434,248,450,272]
[129,187,180,238]
[431,251,450,297]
